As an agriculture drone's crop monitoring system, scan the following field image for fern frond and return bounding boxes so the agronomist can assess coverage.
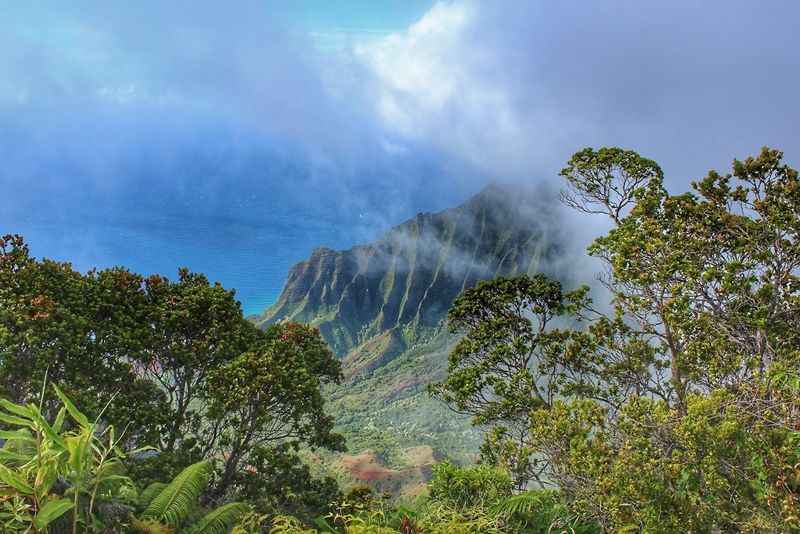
[142,461,211,527]
[490,490,554,516]
[139,482,169,510]
[183,502,249,534]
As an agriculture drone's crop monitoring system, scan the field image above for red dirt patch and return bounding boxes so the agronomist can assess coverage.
[337,450,400,481]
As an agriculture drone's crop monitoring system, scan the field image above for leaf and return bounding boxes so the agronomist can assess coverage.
[138,482,168,510]
[65,434,91,474]
[182,502,249,534]
[0,412,32,428]
[28,410,66,450]
[52,384,91,428]
[34,456,60,498]
[0,449,30,464]
[0,464,34,495]
[0,430,35,443]
[142,461,211,527]
[52,407,66,433]
[0,400,33,420]
[32,498,74,530]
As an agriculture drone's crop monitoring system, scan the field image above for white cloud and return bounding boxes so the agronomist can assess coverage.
[356,2,534,176]
[355,0,800,185]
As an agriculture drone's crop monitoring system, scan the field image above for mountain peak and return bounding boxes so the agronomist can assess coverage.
[254,181,563,358]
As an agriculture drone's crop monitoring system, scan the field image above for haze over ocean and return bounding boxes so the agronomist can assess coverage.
[3,1,798,316]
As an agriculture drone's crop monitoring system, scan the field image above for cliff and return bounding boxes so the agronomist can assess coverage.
[255,182,562,360]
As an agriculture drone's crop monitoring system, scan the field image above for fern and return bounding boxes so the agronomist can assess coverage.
[139,482,170,509]
[183,502,249,534]
[142,461,212,526]
[490,490,554,516]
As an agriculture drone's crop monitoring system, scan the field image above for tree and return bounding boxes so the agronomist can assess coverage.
[429,274,588,488]
[0,235,170,444]
[538,146,800,529]
[230,443,340,523]
[204,322,344,500]
[559,146,800,409]
[0,236,346,515]
[433,147,800,530]
[135,268,259,457]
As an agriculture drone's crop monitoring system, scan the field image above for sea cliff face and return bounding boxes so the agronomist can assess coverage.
[256,182,562,359]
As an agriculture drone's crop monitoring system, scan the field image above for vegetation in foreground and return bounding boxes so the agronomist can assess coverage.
[0,145,798,532]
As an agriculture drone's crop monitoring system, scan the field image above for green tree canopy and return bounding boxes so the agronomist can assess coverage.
[434,147,800,530]
[0,235,344,513]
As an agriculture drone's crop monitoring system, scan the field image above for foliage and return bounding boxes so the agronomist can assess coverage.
[5,144,800,532]
[541,146,800,530]
[230,443,341,523]
[206,323,344,500]
[132,460,249,533]
[140,461,213,526]
[429,146,800,530]
[0,235,171,445]
[0,235,346,516]
[428,274,588,487]
[427,461,512,510]
[0,382,138,533]
[263,463,595,534]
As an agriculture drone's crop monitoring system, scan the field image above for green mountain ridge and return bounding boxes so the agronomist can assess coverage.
[254,182,566,494]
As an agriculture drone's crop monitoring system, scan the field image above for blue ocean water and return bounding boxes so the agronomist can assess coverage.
[0,132,476,318]
[9,212,360,317]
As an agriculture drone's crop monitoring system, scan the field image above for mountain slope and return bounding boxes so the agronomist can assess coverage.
[255,182,567,494]
[255,182,562,354]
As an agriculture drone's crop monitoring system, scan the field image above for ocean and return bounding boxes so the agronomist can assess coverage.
[8,211,363,317]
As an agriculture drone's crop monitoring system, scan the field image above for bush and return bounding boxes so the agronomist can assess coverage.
[428,461,513,510]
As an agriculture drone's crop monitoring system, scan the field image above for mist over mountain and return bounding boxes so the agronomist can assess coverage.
[257,182,567,355]
[254,182,573,493]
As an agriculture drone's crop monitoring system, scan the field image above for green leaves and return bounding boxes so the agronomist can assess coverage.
[532,145,800,530]
[428,145,800,530]
[0,381,137,533]
[183,502,250,534]
[0,464,34,495]
[560,146,664,223]
[32,498,74,530]
[142,460,212,526]
[2,233,345,524]
[205,322,344,498]
[432,274,589,487]
[53,383,91,428]
[134,462,252,534]
[138,481,169,509]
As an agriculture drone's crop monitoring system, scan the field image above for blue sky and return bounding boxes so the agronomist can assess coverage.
[284,1,434,34]
[2,1,799,314]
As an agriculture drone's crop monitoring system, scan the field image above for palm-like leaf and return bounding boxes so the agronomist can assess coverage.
[182,502,249,534]
[142,461,211,526]
[139,482,169,509]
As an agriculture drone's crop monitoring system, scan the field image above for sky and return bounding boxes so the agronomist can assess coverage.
[1,1,799,315]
